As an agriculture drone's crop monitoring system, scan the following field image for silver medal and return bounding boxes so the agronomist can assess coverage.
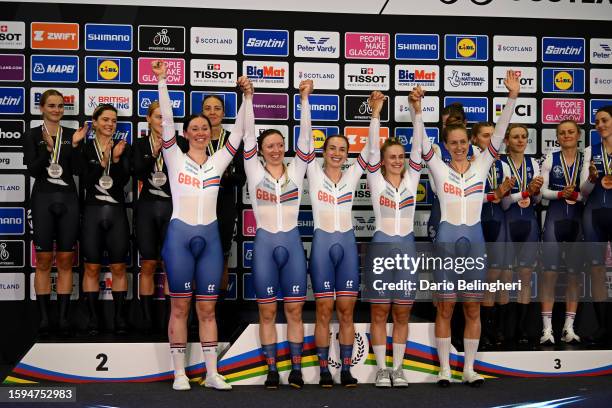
[99,175,114,190]
[47,163,63,178]
[152,171,167,187]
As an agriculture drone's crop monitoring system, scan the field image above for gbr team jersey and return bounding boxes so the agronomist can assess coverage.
[367,116,423,236]
[418,98,516,226]
[243,97,313,233]
[159,78,243,226]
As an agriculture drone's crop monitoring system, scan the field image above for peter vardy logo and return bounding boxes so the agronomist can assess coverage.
[444,96,488,122]
[30,55,78,83]
[85,24,132,52]
[0,207,25,235]
[294,30,339,58]
[542,37,585,64]
[293,94,339,121]
[395,34,439,60]
[590,38,612,65]
[190,91,236,117]
[243,29,289,57]
[0,87,24,115]
[138,90,184,117]
[445,34,488,61]
[542,68,585,94]
[85,56,132,84]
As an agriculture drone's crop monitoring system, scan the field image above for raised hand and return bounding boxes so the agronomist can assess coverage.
[237,76,254,99]
[368,91,385,118]
[151,60,168,80]
[408,86,425,114]
[504,69,520,99]
[299,79,314,100]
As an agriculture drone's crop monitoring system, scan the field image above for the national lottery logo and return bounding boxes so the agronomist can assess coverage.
[542,68,585,94]
[444,65,488,92]
[542,37,585,64]
[445,34,488,61]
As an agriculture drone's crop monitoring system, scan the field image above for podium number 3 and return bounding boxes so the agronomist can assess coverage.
[554,359,561,369]
[96,353,109,371]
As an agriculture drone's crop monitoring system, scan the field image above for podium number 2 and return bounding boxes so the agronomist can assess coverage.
[96,353,109,371]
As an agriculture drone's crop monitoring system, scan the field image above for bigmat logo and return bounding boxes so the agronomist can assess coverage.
[541,98,585,124]
[0,54,24,82]
[0,120,24,148]
[493,97,537,124]
[0,87,24,115]
[344,95,389,122]
[0,240,25,268]
[542,37,585,64]
[85,56,132,84]
[30,55,79,83]
[493,35,537,63]
[85,24,132,52]
[542,68,585,94]
[395,34,439,60]
[191,59,236,87]
[590,69,612,95]
[191,27,237,55]
[444,34,488,61]
[590,38,612,65]
[444,96,488,122]
[0,174,25,202]
[85,88,132,116]
[253,93,288,121]
[294,94,339,121]
[138,25,185,53]
[394,127,440,153]
[493,66,537,93]
[395,65,439,92]
[190,91,236,118]
[0,22,25,49]
[344,126,389,153]
[0,207,25,235]
[444,65,488,92]
[31,22,79,50]
[294,62,340,90]
[395,96,439,123]
[86,121,133,145]
[345,33,390,60]
[294,31,339,59]
[243,60,289,89]
[590,99,612,124]
[31,87,78,115]
[138,57,185,86]
[345,64,390,91]
[138,90,184,118]
[293,126,339,153]
[243,29,289,57]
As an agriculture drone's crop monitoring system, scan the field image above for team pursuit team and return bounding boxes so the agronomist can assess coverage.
[24,58,612,390]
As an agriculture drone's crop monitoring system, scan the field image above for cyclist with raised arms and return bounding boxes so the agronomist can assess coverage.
[242,80,314,389]
[365,91,422,388]
[153,60,247,391]
[412,70,520,387]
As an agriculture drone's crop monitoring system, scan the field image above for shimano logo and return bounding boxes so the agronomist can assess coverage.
[464,106,486,113]
[87,34,129,42]
[397,43,436,51]
[311,104,337,112]
[0,217,21,225]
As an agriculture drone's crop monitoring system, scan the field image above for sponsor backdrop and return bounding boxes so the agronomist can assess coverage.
[0,2,611,357]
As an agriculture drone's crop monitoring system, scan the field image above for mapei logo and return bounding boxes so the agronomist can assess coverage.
[445,34,488,61]
[138,90,184,117]
[395,65,439,91]
[30,55,78,83]
[243,61,289,88]
[394,127,440,152]
[542,37,585,64]
[0,207,25,235]
[243,29,289,57]
[590,38,612,65]
[542,68,585,94]
[85,56,132,84]
[85,24,132,52]
[395,34,439,60]
[30,22,79,50]
[294,30,339,58]
[443,96,488,122]
[0,87,24,115]
[293,94,339,121]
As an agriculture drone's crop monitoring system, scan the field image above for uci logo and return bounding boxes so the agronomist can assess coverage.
[554,71,573,91]
[98,60,120,81]
[457,38,477,58]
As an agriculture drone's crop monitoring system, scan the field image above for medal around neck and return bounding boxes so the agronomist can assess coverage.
[99,175,113,190]
[152,171,167,187]
[47,163,63,178]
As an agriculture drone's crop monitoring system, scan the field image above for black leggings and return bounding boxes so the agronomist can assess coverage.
[135,199,172,260]
[31,191,79,252]
[82,204,129,264]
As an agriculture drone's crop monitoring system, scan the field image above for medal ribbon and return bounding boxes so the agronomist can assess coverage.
[93,136,111,177]
[149,135,164,172]
[487,164,498,190]
[603,144,612,177]
[560,151,579,188]
[207,129,226,156]
[43,123,62,164]
[508,156,527,192]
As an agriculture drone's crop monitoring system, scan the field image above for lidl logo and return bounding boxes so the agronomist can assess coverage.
[85,56,132,84]
[293,126,339,153]
[542,68,585,93]
[445,35,488,61]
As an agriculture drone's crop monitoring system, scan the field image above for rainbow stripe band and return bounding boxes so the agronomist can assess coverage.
[244,147,257,160]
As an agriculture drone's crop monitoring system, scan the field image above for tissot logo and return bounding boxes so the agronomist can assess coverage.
[493,66,537,93]
[0,120,24,147]
[138,25,185,53]
[0,22,25,49]
[344,95,389,122]
[0,240,25,268]
[344,64,390,91]
[190,59,237,87]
